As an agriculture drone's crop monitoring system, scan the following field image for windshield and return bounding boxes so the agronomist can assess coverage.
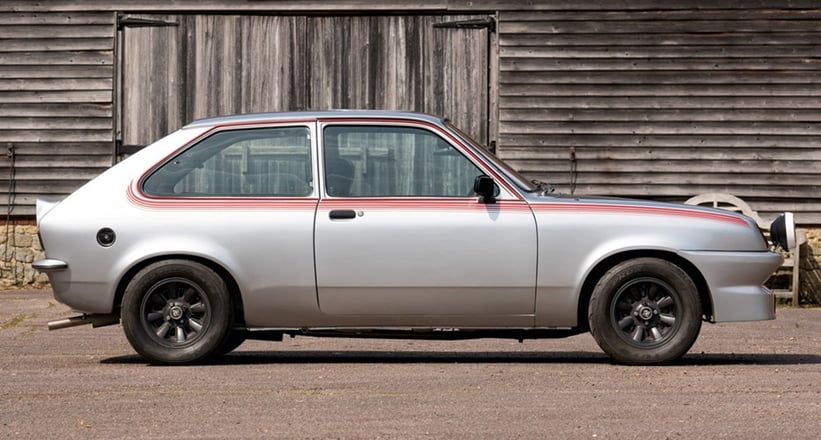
[445,121,538,192]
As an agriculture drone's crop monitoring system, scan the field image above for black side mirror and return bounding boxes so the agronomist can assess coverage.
[473,175,498,204]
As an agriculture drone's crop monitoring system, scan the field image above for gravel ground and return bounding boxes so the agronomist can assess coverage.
[1,289,819,439]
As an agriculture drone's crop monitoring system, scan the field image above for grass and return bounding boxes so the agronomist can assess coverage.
[0,313,35,330]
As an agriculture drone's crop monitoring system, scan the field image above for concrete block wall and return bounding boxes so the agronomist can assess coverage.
[0,221,49,288]
[801,228,821,304]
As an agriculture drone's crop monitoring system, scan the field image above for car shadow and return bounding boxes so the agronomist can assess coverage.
[100,350,821,366]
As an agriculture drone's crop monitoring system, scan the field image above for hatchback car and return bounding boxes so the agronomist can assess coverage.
[34,111,790,365]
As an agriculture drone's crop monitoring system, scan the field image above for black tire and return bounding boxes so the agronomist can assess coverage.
[121,260,233,365]
[588,258,702,365]
[217,330,248,356]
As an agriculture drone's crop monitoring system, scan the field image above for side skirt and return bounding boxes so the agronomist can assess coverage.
[245,327,585,342]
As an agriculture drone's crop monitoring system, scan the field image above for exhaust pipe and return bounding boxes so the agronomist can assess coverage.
[48,314,120,331]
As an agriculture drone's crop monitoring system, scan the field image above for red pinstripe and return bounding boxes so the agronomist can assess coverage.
[529,202,748,226]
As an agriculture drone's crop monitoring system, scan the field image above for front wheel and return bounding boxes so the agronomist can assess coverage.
[121,260,233,365]
[588,258,702,365]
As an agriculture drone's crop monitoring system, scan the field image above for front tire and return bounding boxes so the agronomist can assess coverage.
[217,330,248,355]
[588,258,702,365]
[121,260,232,365]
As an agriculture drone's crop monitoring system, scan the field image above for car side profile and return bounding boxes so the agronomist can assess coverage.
[34,111,789,365]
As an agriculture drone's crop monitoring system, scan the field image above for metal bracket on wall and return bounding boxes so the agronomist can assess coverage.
[433,16,496,33]
[117,15,179,30]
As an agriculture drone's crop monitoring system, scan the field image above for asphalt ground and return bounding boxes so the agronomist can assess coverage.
[1,289,820,439]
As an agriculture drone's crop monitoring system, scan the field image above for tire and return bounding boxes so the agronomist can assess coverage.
[217,330,248,356]
[121,260,233,365]
[588,258,702,365]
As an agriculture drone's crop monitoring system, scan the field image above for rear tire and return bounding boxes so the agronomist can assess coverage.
[121,260,232,365]
[588,258,702,365]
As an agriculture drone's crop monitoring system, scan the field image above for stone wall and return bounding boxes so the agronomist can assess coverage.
[0,221,49,288]
[2,220,820,304]
[800,227,821,305]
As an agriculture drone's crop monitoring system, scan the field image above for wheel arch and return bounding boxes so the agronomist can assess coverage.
[576,250,713,331]
[113,255,246,327]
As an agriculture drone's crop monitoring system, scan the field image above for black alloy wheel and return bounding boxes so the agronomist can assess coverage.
[609,277,681,348]
[122,260,232,365]
[589,258,702,365]
[139,277,211,348]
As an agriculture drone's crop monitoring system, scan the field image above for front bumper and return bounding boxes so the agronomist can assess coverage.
[679,250,782,322]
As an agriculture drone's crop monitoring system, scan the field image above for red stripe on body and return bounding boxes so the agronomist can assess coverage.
[529,202,749,226]
[127,183,319,210]
[319,198,532,212]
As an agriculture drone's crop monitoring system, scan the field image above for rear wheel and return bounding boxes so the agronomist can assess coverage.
[121,260,232,364]
[588,258,702,365]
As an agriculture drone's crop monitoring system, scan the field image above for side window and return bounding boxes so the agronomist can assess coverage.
[323,125,482,197]
[143,126,312,197]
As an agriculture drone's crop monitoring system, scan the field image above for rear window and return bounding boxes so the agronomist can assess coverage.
[142,126,312,197]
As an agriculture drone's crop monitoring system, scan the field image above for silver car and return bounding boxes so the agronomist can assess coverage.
[34,111,789,365]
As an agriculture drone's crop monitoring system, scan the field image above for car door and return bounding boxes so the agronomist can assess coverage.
[314,119,537,327]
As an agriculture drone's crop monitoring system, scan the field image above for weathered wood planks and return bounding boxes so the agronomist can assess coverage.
[0,11,114,216]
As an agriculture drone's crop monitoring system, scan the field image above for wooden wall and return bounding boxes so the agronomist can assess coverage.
[119,14,489,147]
[495,3,821,223]
[0,12,114,216]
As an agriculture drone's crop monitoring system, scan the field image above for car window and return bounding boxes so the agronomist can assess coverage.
[143,126,312,197]
[323,125,482,197]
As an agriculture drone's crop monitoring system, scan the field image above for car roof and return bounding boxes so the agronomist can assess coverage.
[185,110,445,129]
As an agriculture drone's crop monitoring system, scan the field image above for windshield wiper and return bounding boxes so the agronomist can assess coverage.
[530,179,555,194]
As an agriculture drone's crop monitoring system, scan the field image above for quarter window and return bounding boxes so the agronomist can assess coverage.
[143,126,312,197]
[323,125,482,197]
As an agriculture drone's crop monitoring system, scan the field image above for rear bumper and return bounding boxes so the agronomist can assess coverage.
[679,250,782,322]
[34,259,116,314]
[32,258,68,272]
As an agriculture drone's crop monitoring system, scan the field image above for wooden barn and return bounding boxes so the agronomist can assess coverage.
[1,0,820,226]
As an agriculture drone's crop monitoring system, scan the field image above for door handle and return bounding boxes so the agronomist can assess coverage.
[329,209,357,220]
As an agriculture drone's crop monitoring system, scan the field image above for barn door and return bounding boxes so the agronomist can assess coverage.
[117,15,309,155]
[430,16,495,146]
[308,14,493,145]
[117,14,494,154]
[117,15,183,155]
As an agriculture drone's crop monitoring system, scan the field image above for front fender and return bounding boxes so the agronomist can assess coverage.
[535,230,684,327]
[532,207,767,327]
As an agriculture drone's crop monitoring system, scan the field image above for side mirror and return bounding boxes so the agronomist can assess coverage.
[473,175,498,204]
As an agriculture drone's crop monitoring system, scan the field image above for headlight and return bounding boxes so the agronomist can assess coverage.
[769,212,795,251]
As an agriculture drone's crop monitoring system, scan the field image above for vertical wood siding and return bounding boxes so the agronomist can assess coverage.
[120,15,182,148]
[307,15,489,143]
[497,5,821,223]
[121,14,489,148]
[0,12,114,216]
